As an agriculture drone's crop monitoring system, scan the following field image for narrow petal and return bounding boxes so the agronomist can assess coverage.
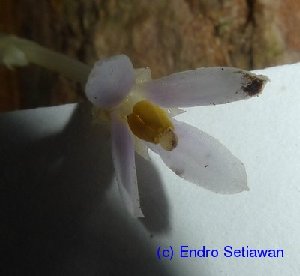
[111,114,144,217]
[148,120,248,194]
[142,67,269,107]
[85,55,134,108]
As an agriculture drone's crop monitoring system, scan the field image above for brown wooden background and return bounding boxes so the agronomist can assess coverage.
[0,0,299,112]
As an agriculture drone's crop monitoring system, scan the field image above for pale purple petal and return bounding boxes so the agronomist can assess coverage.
[142,67,268,107]
[111,115,144,217]
[85,55,134,108]
[148,120,248,194]
[134,137,150,161]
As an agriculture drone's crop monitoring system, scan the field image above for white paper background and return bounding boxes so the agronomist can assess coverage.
[1,63,299,275]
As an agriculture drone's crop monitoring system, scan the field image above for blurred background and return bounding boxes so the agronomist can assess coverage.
[0,0,299,112]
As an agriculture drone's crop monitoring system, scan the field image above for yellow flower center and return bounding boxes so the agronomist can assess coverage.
[127,100,178,151]
[91,68,178,152]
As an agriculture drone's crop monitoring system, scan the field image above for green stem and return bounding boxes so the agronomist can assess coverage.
[0,34,91,85]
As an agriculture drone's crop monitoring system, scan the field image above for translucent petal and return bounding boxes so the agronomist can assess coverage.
[134,137,150,161]
[134,67,151,84]
[85,55,134,108]
[142,67,269,107]
[166,107,186,117]
[111,115,144,217]
[148,120,248,194]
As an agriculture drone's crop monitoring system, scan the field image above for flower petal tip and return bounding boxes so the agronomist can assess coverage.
[228,179,249,194]
[149,120,249,195]
[135,208,145,218]
[241,71,269,97]
[85,54,134,108]
[142,67,270,107]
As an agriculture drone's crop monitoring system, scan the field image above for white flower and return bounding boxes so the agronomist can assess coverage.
[85,55,269,217]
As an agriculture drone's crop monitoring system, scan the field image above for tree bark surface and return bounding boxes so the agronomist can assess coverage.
[0,0,299,110]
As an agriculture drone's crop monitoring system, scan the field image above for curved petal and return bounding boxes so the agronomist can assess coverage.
[85,55,134,108]
[111,114,144,217]
[142,67,269,107]
[148,120,248,194]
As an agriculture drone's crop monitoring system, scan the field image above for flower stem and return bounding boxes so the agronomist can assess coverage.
[0,34,91,85]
